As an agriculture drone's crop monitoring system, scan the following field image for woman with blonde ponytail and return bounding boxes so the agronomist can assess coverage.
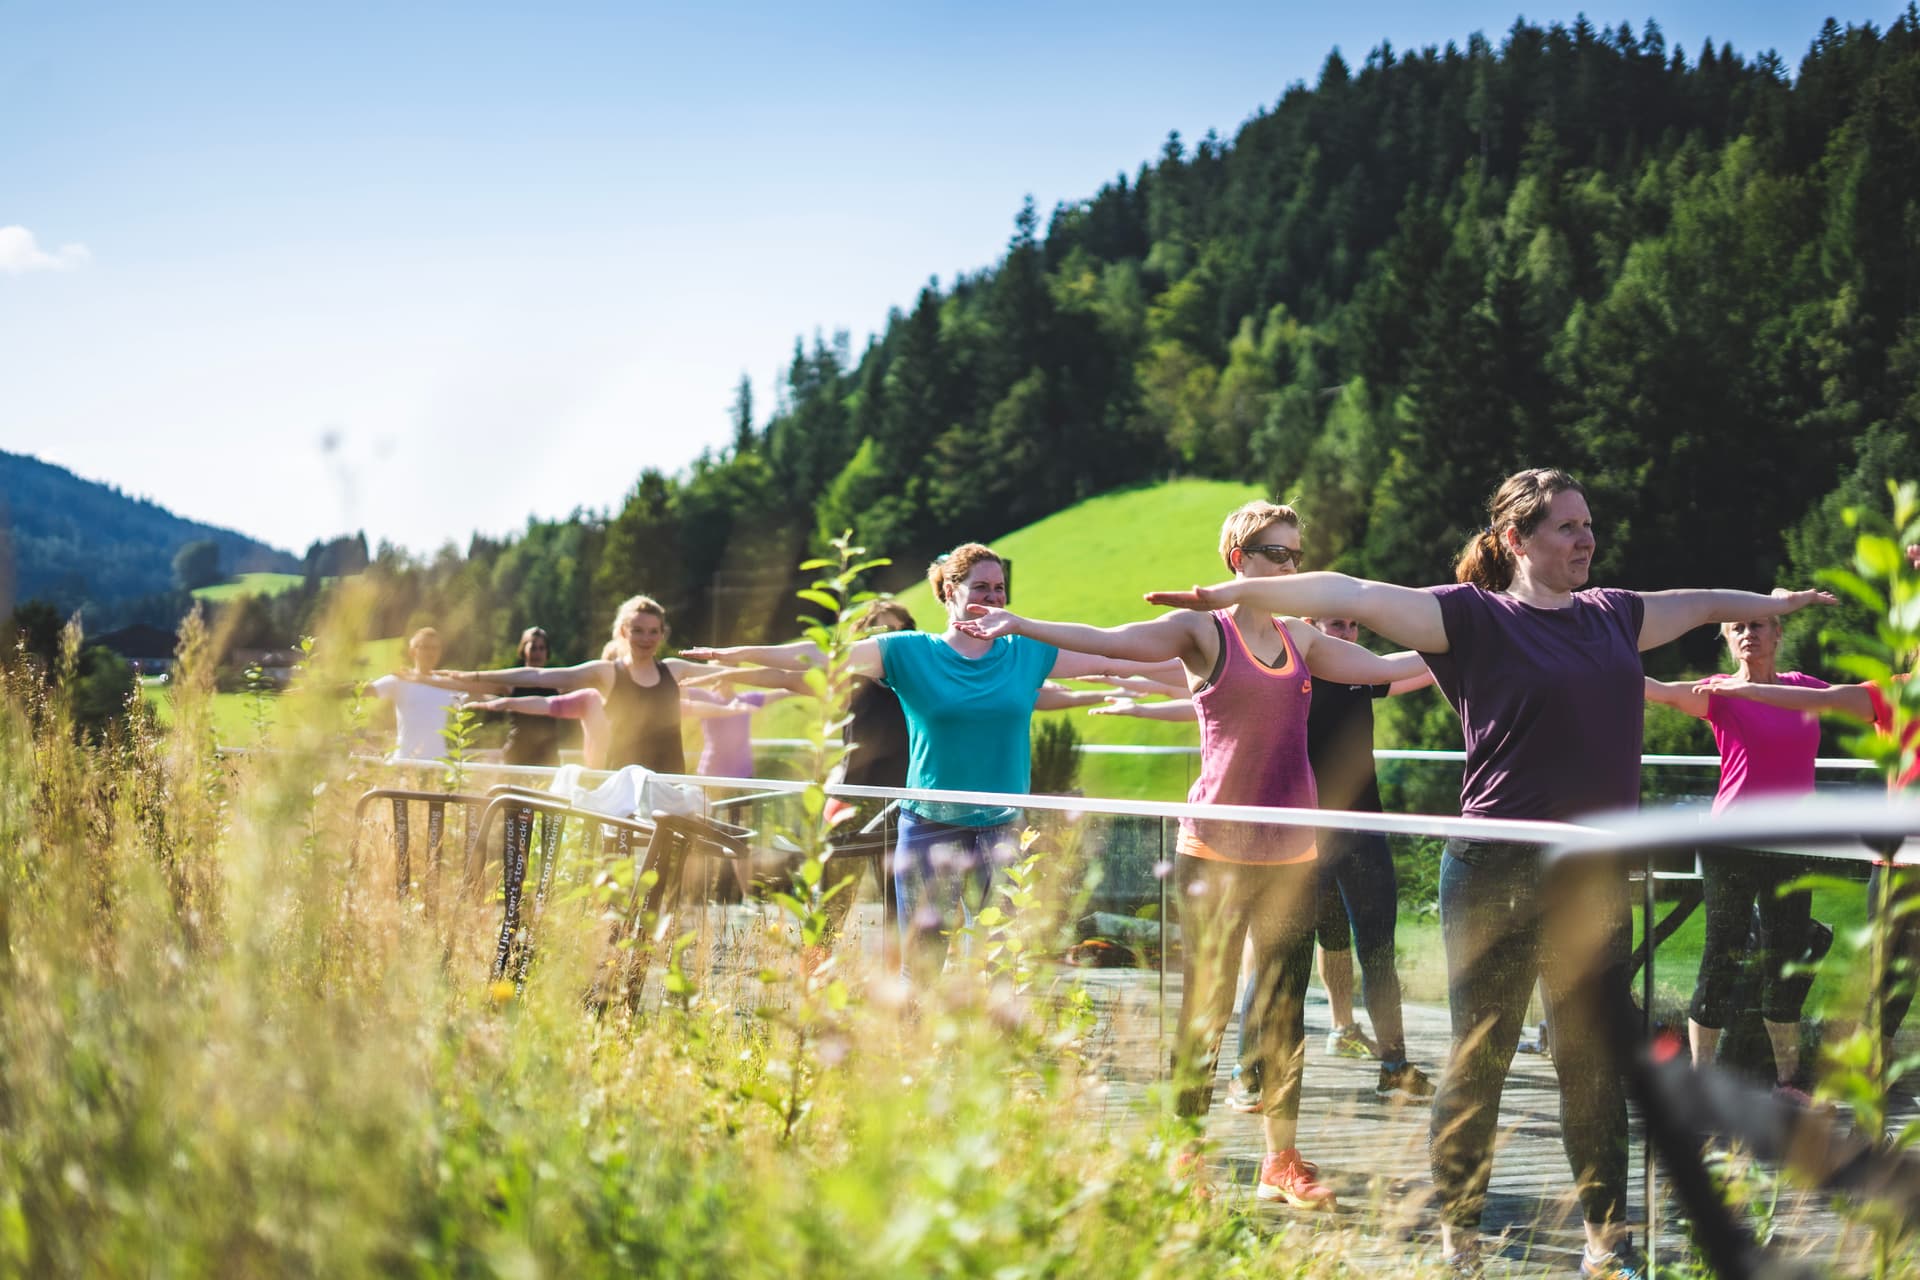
[1144,466,1833,1279]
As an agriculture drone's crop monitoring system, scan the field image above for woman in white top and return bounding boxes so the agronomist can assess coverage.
[369,627,465,762]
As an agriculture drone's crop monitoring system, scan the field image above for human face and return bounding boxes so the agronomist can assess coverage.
[1723,617,1780,667]
[946,559,1008,620]
[1313,617,1360,643]
[412,637,443,671]
[523,634,550,665]
[1510,490,1595,593]
[624,612,666,660]
[1234,521,1302,580]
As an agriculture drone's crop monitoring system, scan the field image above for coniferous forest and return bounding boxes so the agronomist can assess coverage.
[228,14,1920,680]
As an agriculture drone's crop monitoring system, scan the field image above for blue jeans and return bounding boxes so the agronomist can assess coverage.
[893,810,1015,983]
[1428,839,1632,1231]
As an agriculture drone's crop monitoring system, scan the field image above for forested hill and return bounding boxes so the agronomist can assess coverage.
[0,450,299,613]
[304,13,1920,673]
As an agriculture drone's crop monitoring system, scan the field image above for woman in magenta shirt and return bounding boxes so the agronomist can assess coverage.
[1646,615,1829,1099]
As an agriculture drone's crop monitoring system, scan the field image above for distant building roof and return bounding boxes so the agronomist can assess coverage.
[94,624,179,662]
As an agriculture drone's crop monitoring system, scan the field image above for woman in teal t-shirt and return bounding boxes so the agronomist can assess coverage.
[687,542,1135,982]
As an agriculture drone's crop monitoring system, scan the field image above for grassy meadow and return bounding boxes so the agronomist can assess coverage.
[190,571,311,602]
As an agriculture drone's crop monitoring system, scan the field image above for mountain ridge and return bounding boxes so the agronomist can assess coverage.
[1,448,301,614]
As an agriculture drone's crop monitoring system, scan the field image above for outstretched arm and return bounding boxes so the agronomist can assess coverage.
[956,608,1213,679]
[1145,573,1450,654]
[1034,683,1111,711]
[439,658,609,694]
[678,638,883,680]
[663,656,754,684]
[1637,588,1835,652]
[1388,664,1437,697]
[678,640,815,670]
[1644,677,1710,719]
[1695,678,1876,721]
[1293,628,1431,685]
[401,670,515,696]
[1085,672,1192,700]
[1090,696,1196,722]
[679,665,814,693]
[465,693,567,716]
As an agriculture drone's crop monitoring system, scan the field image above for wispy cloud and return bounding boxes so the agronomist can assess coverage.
[0,226,92,275]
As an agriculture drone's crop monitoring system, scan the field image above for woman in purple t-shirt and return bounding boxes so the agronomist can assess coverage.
[1645,616,1828,1100]
[1146,468,1831,1278]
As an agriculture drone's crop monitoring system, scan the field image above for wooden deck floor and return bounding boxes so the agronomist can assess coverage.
[1058,965,1902,1277]
[678,899,1898,1276]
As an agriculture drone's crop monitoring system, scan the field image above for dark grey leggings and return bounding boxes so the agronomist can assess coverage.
[1428,840,1633,1232]
[1172,855,1316,1125]
[1689,850,1814,1028]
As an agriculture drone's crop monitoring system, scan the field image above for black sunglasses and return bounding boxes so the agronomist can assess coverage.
[1242,544,1304,568]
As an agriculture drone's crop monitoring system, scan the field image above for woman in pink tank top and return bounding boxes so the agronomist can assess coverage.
[957,500,1426,1209]
[1645,614,1829,1098]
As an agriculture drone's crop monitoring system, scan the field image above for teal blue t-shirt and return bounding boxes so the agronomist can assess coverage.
[877,631,1061,826]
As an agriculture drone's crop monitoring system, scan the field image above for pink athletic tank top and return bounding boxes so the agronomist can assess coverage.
[1180,611,1318,864]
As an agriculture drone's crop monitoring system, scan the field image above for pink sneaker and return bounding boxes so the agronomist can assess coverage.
[1256,1148,1337,1210]
[1170,1149,1215,1200]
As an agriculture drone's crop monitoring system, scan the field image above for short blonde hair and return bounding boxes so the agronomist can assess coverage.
[608,595,669,661]
[1218,501,1302,571]
[407,627,442,660]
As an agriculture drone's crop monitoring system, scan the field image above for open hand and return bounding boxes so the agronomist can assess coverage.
[1088,696,1143,717]
[1144,585,1218,611]
[1770,587,1839,612]
[955,605,1022,640]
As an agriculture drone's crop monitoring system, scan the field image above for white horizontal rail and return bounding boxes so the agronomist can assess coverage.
[750,739,1881,772]
[356,755,1920,858]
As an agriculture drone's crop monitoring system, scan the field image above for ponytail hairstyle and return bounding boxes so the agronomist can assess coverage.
[927,543,1006,605]
[1453,468,1586,591]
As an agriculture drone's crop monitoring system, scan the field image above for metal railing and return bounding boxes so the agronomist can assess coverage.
[345,754,1916,1276]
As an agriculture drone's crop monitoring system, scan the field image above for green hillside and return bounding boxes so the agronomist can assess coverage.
[192,572,309,602]
[760,478,1269,800]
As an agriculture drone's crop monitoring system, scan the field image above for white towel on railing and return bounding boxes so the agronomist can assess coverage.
[547,764,706,820]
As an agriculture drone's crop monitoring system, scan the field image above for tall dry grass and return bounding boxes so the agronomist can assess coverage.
[0,581,1416,1279]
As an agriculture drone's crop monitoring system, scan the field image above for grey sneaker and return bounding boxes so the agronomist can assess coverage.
[1443,1240,1484,1278]
[1579,1239,1649,1279]
[1326,1023,1376,1059]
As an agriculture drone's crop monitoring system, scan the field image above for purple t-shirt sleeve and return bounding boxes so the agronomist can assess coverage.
[1419,583,1646,823]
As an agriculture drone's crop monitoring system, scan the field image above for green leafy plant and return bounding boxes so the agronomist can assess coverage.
[1798,479,1920,1277]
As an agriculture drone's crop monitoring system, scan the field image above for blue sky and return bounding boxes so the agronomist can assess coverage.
[0,0,1870,555]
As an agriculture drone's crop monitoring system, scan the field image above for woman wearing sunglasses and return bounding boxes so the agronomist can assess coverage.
[955,500,1427,1213]
[1136,469,1833,1280]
